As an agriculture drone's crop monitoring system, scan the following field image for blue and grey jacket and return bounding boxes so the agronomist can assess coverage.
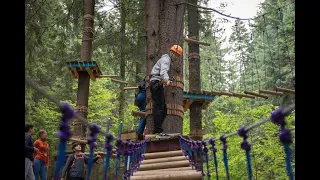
[150,54,172,82]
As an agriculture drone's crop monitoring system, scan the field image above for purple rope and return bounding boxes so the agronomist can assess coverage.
[103,133,114,180]
[54,103,75,180]
[196,140,204,175]
[127,142,133,179]
[208,139,218,180]
[86,123,101,180]
[114,138,122,180]
[220,135,230,180]
[202,141,210,180]
[192,141,198,169]
[271,107,294,180]
[123,142,130,179]
[238,126,253,180]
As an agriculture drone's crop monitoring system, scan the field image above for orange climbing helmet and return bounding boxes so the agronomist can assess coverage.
[170,45,183,56]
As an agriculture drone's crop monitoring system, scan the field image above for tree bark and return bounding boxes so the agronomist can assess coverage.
[74,0,95,153]
[187,0,202,140]
[119,1,126,123]
[146,0,185,134]
[145,0,160,133]
[136,0,146,83]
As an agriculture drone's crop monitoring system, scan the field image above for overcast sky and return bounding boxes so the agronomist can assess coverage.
[207,0,264,60]
[101,0,265,59]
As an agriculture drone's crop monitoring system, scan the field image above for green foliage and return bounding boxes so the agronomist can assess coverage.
[25,0,294,179]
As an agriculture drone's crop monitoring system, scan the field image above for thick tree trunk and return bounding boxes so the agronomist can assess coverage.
[145,0,160,133]
[136,0,146,83]
[146,0,185,134]
[74,0,95,153]
[119,1,126,123]
[187,0,202,140]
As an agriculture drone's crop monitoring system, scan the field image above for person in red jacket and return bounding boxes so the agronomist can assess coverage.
[33,130,50,180]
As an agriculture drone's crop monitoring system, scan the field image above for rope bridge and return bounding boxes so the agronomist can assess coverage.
[26,77,294,179]
[178,104,295,180]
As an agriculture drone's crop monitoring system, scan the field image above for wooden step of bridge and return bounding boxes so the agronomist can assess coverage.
[132,149,201,180]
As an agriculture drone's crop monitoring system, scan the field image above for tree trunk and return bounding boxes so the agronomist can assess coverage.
[145,0,160,134]
[187,0,202,140]
[119,1,126,123]
[136,0,146,83]
[74,0,95,153]
[146,0,185,134]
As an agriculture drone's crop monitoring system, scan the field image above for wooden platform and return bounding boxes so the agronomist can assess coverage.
[144,133,181,141]
[121,130,144,141]
[132,149,202,180]
[66,61,102,80]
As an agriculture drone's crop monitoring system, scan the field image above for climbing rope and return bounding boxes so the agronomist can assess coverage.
[262,15,277,87]
[278,8,295,79]
[271,108,294,180]
[86,123,100,180]
[54,103,75,180]
[103,131,114,179]
[208,139,219,180]
[220,135,230,180]
[25,77,149,180]
[179,104,294,180]
[114,121,123,179]
[234,20,246,93]
[202,141,211,180]
[238,126,253,180]
[276,25,281,88]
[250,28,261,91]
[212,23,222,91]
[107,25,113,65]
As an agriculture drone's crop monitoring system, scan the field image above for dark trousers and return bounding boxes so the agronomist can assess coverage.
[150,80,167,133]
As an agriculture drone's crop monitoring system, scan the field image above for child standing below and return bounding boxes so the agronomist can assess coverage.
[33,130,50,180]
[60,143,100,180]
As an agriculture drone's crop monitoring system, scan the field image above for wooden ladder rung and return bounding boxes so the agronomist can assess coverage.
[244,91,268,99]
[259,89,283,96]
[219,91,233,96]
[232,92,255,99]
[275,87,295,94]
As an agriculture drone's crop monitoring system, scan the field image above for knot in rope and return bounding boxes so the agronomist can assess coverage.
[88,123,100,149]
[238,126,251,151]
[116,139,122,155]
[220,135,228,151]
[57,103,75,141]
[202,141,208,153]
[104,133,114,151]
[208,138,217,152]
[271,107,286,126]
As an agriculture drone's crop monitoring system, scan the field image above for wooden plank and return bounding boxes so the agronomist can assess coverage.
[184,98,193,112]
[132,110,146,117]
[144,133,181,141]
[201,100,211,110]
[259,89,283,96]
[121,131,139,141]
[131,171,202,180]
[201,89,222,96]
[110,78,128,84]
[123,87,139,90]
[244,91,268,99]
[86,68,96,81]
[185,37,211,46]
[220,91,234,96]
[275,87,295,94]
[99,74,117,78]
[232,92,255,99]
